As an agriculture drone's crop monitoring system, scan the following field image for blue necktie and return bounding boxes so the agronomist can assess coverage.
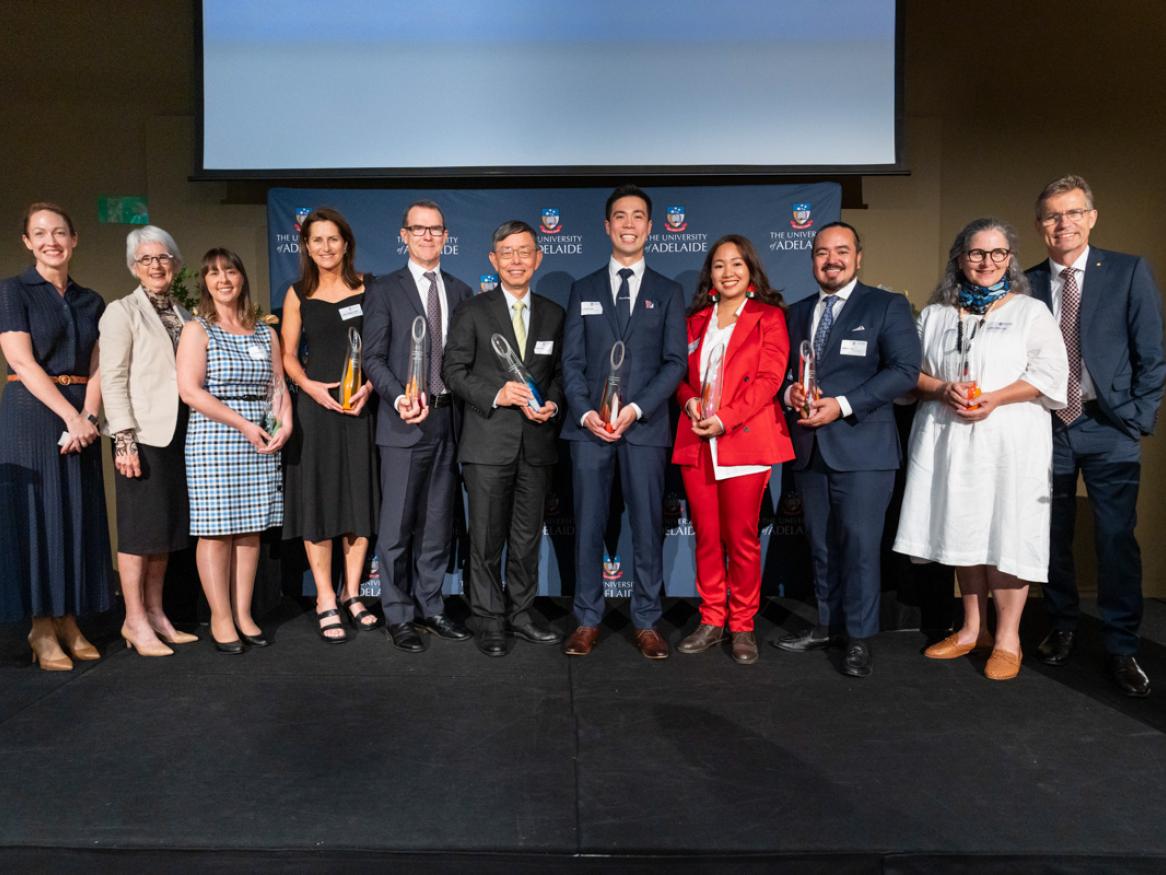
[813,295,838,361]
[616,267,634,334]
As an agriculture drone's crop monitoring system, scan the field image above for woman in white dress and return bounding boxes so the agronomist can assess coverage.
[893,219,1068,681]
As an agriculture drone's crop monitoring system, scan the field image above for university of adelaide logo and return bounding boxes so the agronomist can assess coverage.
[790,202,814,230]
[479,273,499,294]
[601,551,622,581]
[539,208,562,234]
[664,205,688,233]
[293,207,312,233]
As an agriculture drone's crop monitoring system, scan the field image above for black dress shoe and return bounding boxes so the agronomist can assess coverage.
[772,625,840,653]
[510,618,562,645]
[842,639,872,678]
[213,638,244,655]
[387,622,426,653]
[1108,655,1151,698]
[416,614,471,641]
[240,632,269,648]
[476,629,508,657]
[1037,629,1075,666]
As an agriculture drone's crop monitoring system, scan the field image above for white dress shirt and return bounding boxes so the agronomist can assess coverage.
[1047,246,1096,400]
[699,302,769,480]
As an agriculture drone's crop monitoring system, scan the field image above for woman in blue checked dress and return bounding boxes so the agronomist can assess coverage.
[177,249,292,654]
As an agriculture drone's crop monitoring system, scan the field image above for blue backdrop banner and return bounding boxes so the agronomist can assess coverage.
[267,183,840,600]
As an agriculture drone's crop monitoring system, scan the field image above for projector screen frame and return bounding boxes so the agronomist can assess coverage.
[192,0,905,182]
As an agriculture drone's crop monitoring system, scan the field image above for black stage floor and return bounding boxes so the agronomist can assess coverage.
[1,597,1164,874]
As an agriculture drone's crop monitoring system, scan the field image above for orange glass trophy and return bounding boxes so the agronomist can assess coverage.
[339,327,363,409]
[404,316,428,407]
[598,340,626,432]
[700,341,725,419]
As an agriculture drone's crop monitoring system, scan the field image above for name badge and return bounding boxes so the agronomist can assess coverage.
[687,339,700,355]
[840,339,868,357]
[338,304,363,320]
[581,301,603,316]
[534,340,554,355]
[247,344,267,361]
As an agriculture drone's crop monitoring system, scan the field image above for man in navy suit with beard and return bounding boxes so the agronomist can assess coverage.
[560,185,687,660]
[1026,175,1165,697]
[775,222,920,678]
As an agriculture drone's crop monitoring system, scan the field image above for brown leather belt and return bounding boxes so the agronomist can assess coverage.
[7,374,90,386]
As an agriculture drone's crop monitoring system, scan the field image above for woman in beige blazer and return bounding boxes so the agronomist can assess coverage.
[99,226,198,656]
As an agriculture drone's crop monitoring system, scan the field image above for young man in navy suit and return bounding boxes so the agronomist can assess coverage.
[776,222,921,677]
[1027,175,1165,697]
[363,200,473,653]
[560,185,687,659]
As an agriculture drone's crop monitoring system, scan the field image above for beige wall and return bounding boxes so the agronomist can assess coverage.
[2,1,1163,592]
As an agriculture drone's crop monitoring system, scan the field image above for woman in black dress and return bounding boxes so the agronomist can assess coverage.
[0,203,112,670]
[99,225,197,656]
[280,208,379,643]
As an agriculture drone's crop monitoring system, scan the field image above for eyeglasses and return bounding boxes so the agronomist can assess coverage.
[964,248,1011,264]
[136,254,174,267]
[404,225,446,237]
[1039,208,1094,227]
[495,246,537,262]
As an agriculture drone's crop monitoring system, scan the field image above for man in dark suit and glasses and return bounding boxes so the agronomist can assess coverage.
[776,222,921,678]
[1027,175,1165,697]
[443,220,565,657]
[363,200,473,652]
[560,184,687,660]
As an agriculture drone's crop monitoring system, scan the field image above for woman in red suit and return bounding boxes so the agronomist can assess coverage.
[674,234,795,664]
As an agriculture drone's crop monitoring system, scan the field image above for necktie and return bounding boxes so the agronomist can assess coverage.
[512,299,527,357]
[1057,267,1082,424]
[813,295,838,361]
[424,271,445,395]
[616,267,634,334]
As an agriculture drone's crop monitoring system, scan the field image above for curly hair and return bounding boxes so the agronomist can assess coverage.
[929,218,1031,307]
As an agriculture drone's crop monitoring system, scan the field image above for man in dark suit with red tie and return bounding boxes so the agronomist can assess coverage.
[1026,175,1165,697]
[777,222,921,678]
[560,185,688,660]
[443,220,565,657]
[363,200,473,653]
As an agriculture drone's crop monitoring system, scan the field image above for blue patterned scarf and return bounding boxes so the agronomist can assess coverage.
[957,277,1010,314]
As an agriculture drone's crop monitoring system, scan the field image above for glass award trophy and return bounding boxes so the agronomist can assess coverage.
[798,339,821,417]
[598,340,626,432]
[957,315,982,409]
[405,316,428,406]
[700,341,725,419]
[491,333,543,412]
[263,374,284,437]
[339,327,363,410]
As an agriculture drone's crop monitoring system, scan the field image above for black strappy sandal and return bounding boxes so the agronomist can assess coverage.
[340,597,382,632]
[316,608,351,644]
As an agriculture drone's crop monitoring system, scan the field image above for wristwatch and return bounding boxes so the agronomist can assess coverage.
[84,411,99,426]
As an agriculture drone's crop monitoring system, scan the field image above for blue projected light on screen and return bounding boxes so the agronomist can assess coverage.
[201,0,898,174]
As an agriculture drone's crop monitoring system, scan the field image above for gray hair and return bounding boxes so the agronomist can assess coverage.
[1035,174,1095,218]
[929,218,1031,307]
[125,225,183,276]
[491,219,538,249]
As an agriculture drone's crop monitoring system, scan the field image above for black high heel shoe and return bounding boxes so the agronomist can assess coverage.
[213,637,244,655]
[240,632,269,648]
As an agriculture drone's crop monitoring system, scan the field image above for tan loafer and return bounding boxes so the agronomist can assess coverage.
[985,648,1022,681]
[924,632,995,660]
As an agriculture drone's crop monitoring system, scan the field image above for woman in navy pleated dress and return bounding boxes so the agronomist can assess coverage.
[177,249,292,654]
[0,203,112,670]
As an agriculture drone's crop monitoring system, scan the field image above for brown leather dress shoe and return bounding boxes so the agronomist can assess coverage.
[730,631,758,665]
[563,625,600,656]
[677,623,725,654]
[924,631,994,660]
[633,627,670,660]
[984,648,1022,681]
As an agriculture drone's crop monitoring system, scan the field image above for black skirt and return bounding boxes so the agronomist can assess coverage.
[114,408,192,555]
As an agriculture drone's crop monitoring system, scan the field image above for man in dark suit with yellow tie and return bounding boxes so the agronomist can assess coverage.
[1027,175,1165,697]
[443,220,565,657]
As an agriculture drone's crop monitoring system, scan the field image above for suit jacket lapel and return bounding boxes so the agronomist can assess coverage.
[132,286,177,362]
[396,268,427,320]
[1080,248,1105,334]
[624,270,653,341]
[524,295,547,367]
[487,288,523,360]
[1029,263,1053,308]
[596,271,622,340]
[823,285,865,359]
[723,301,759,368]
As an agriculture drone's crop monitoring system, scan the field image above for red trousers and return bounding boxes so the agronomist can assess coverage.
[680,443,771,632]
